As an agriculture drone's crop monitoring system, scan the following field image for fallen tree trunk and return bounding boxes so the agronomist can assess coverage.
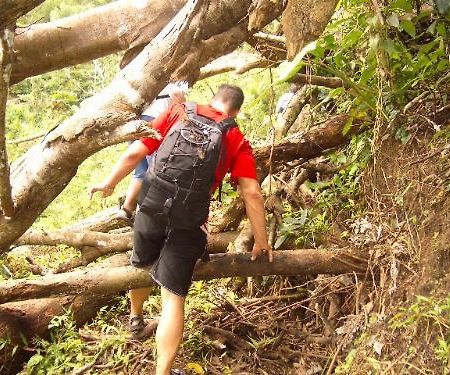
[10,0,186,84]
[16,230,238,254]
[0,249,367,304]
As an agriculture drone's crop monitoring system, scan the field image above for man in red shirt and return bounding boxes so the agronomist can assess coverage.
[90,84,271,375]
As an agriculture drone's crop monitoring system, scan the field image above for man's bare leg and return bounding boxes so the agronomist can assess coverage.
[129,287,152,316]
[123,178,143,213]
[155,287,185,375]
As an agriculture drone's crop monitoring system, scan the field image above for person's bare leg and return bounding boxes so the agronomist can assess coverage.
[129,287,152,316]
[155,287,185,375]
[123,178,143,212]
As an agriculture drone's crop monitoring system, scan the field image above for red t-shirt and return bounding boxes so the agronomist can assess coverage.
[141,103,257,191]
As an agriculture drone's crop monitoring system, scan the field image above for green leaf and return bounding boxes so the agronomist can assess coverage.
[343,117,353,135]
[274,234,288,249]
[27,354,44,370]
[387,13,400,28]
[380,38,399,56]
[299,209,308,226]
[400,19,416,37]
[436,22,447,37]
[389,0,413,12]
[275,41,318,84]
[437,59,449,71]
[342,30,363,49]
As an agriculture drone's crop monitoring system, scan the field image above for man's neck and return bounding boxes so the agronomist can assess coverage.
[210,100,229,116]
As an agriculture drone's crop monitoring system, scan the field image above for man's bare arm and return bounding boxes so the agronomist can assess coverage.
[89,141,149,199]
[238,177,272,262]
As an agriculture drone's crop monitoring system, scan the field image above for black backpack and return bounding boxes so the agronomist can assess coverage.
[139,102,236,229]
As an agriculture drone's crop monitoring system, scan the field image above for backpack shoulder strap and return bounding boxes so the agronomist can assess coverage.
[218,118,237,133]
[185,102,197,118]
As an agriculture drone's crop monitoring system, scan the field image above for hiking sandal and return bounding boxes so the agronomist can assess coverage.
[128,315,145,338]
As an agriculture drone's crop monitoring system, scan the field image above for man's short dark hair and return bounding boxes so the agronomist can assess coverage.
[213,84,244,111]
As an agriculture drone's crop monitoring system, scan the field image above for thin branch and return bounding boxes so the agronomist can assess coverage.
[6,130,46,144]
[253,31,286,44]
[290,73,346,89]
[0,28,15,217]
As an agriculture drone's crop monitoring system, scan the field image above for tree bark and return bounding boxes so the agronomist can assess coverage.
[0,249,367,304]
[0,0,44,28]
[0,28,15,218]
[289,103,312,134]
[10,0,186,84]
[282,0,339,59]
[0,0,286,252]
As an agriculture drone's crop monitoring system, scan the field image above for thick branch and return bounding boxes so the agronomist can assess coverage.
[0,0,44,28]
[65,207,131,233]
[254,114,361,176]
[15,230,131,250]
[0,29,15,217]
[0,249,367,303]
[198,51,270,80]
[0,293,114,367]
[11,0,186,84]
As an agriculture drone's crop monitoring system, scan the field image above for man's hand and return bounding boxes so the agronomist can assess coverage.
[88,184,114,200]
[170,91,186,104]
[251,242,273,262]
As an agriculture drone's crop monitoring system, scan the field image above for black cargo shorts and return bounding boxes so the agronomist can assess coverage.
[131,184,207,297]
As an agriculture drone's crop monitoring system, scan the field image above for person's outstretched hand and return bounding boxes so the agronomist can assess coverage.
[251,242,273,262]
[88,184,114,200]
[170,91,186,104]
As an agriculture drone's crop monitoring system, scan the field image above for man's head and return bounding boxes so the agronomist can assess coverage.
[211,84,244,117]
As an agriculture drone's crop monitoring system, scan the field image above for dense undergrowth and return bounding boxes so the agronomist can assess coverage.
[1,0,449,374]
